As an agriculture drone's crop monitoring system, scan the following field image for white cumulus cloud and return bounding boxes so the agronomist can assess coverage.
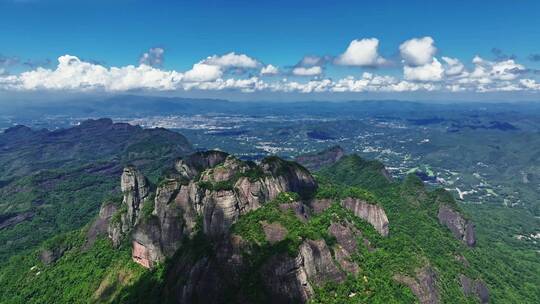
[202,52,259,68]
[335,38,386,66]
[403,58,444,82]
[260,64,279,76]
[292,66,322,76]
[183,63,222,82]
[442,56,465,77]
[0,48,539,94]
[400,36,437,66]
[10,55,183,91]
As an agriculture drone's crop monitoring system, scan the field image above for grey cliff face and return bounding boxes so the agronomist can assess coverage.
[121,166,149,226]
[132,217,164,268]
[174,150,229,180]
[261,238,351,303]
[106,166,150,248]
[437,205,476,247]
[310,198,333,215]
[328,222,361,273]
[261,221,288,244]
[460,274,490,303]
[261,253,314,304]
[84,203,118,249]
[39,246,68,265]
[341,197,389,236]
[260,157,317,199]
[299,239,346,284]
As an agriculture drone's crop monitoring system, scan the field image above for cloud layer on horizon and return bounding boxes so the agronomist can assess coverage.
[1,37,540,95]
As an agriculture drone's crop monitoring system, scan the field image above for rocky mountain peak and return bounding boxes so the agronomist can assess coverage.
[107,151,318,269]
[174,150,229,179]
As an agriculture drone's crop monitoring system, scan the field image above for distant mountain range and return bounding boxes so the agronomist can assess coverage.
[4,94,540,119]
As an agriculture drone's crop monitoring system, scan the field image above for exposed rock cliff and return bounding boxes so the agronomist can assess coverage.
[84,203,118,249]
[299,239,346,284]
[341,197,389,236]
[261,239,347,303]
[121,166,150,226]
[90,149,490,303]
[111,151,317,269]
[328,221,361,273]
[39,246,68,265]
[174,151,229,180]
[460,274,490,303]
[437,205,476,247]
[261,253,314,303]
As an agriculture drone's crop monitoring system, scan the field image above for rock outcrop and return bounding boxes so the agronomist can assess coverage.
[39,246,68,265]
[328,222,361,273]
[106,166,151,248]
[84,202,118,249]
[261,254,314,304]
[279,201,311,222]
[437,205,476,247]
[114,152,317,269]
[295,145,345,171]
[341,197,389,236]
[393,266,440,304]
[131,217,165,268]
[261,239,346,303]
[460,275,490,303]
[121,166,150,226]
[310,198,333,215]
[299,239,346,284]
[174,150,229,180]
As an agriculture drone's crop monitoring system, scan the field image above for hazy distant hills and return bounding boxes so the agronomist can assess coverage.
[4,94,540,119]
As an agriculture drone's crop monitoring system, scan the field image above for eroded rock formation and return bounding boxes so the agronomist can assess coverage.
[341,197,389,236]
[261,239,347,303]
[121,166,150,226]
[438,205,476,247]
[460,274,490,303]
[107,152,318,269]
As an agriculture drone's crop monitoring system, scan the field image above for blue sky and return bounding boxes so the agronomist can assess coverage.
[1,0,540,100]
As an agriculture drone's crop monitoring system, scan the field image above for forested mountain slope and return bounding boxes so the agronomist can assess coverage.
[0,119,193,260]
